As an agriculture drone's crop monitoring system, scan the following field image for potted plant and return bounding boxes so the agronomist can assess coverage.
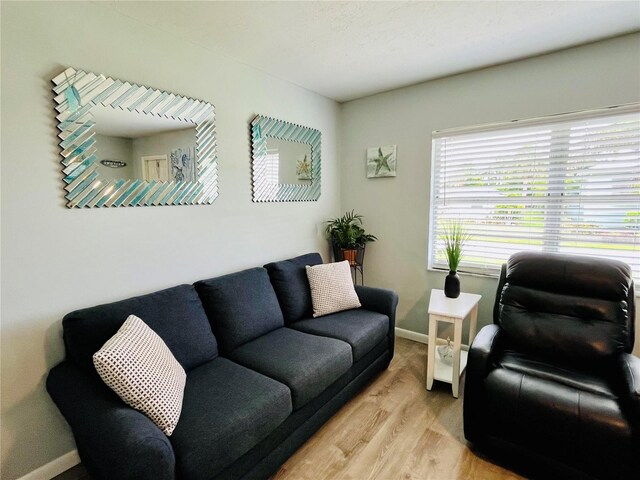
[325,210,377,265]
[442,221,470,298]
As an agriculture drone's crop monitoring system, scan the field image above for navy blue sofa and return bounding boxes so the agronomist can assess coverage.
[47,253,398,480]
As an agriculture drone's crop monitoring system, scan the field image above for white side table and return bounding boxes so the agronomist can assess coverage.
[426,289,481,398]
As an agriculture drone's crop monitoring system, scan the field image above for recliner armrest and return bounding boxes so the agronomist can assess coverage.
[47,361,176,480]
[619,353,640,425]
[355,285,399,358]
[467,324,503,381]
[464,324,504,444]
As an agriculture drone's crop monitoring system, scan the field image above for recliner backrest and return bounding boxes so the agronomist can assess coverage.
[495,251,635,361]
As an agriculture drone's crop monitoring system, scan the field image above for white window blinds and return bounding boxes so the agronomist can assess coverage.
[429,105,640,282]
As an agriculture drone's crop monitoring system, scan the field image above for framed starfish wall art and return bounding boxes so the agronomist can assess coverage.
[366,145,397,178]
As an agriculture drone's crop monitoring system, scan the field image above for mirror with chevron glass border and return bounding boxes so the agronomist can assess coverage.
[53,67,218,208]
[251,115,321,202]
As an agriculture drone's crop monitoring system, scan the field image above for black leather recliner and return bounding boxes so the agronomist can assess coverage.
[464,251,639,479]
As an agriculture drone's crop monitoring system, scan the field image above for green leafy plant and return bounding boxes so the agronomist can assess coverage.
[326,210,377,248]
[442,221,470,272]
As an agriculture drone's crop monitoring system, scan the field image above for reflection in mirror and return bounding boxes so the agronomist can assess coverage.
[52,67,217,208]
[92,105,197,183]
[264,137,312,186]
[251,115,321,202]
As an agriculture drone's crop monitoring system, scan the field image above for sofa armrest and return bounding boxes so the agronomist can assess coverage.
[463,324,503,443]
[355,285,399,359]
[619,353,640,426]
[47,361,176,480]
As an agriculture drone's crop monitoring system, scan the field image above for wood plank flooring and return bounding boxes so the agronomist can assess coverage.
[54,338,521,480]
[272,338,521,480]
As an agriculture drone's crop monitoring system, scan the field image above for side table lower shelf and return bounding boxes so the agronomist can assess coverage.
[433,349,468,384]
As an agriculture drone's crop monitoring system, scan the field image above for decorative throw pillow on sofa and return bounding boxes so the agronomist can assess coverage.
[93,315,186,436]
[306,261,361,317]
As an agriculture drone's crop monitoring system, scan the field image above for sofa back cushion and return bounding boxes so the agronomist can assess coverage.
[498,251,634,361]
[195,268,284,353]
[264,253,323,323]
[63,285,218,373]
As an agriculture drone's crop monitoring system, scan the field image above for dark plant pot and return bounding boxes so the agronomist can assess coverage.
[444,271,460,298]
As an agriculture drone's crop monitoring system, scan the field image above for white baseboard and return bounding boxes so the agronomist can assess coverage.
[395,327,469,351]
[17,450,80,480]
[395,327,429,344]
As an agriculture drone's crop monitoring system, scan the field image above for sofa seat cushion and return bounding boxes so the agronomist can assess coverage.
[291,309,389,361]
[227,328,352,410]
[264,252,323,324]
[170,357,291,480]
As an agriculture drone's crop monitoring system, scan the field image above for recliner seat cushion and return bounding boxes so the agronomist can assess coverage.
[170,357,292,480]
[227,327,352,410]
[195,268,284,354]
[499,351,615,398]
[264,253,323,324]
[63,285,218,372]
[291,309,389,361]
[483,361,634,476]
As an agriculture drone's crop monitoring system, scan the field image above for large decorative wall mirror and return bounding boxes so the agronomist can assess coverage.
[251,115,321,202]
[53,67,218,208]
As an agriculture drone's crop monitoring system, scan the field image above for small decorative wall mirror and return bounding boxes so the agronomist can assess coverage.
[53,67,218,208]
[251,115,321,202]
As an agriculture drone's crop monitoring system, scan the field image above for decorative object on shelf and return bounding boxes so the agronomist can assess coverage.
[325,210,377,284]
[251,115,321,202]
[52,67,217,208]
[100,160,127,168]
[442,221,470,298]
[367,145,397,178]
[437,337,454,365]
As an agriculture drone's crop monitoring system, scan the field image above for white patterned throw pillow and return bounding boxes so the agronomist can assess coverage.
[93,315,186,436]
[306,261,362,317]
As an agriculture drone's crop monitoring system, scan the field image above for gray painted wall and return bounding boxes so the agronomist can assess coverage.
[1,3,639,479]
[339,33,640,348]
[0,2,340,479]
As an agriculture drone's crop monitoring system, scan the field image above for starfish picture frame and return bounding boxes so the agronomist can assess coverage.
[367,145,397,178]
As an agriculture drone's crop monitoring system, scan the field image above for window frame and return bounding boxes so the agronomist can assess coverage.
[428,103,640,280]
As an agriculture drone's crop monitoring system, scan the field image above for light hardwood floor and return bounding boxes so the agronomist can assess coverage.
[54,338,522,480]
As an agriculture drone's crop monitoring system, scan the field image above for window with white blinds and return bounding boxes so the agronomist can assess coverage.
[265,148,280,185]
[429,105,640,282]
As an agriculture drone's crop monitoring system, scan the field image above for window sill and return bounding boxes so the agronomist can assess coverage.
[426,267,640,297]
[427,267,498,280]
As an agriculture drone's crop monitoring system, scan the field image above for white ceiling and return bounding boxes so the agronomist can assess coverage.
[102,1,640,102]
